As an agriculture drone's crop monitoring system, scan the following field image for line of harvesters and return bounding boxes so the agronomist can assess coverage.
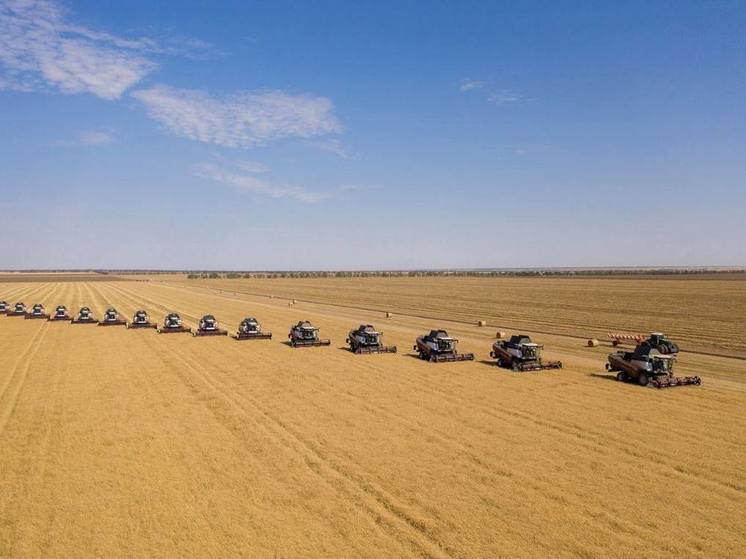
[0,299,701,388]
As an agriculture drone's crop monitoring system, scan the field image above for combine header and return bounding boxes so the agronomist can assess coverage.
[0,300,8,314]
[606,345,701,388]
[127,310,157,329]
[157,312,192,334]
[414,330,474,362]
[193,315,228,337]
[7,302,27,317]
[347,324,396,354]
[49,305,71,321]
[25,303,50,319]
[98,307,127,326]
[288,321,330,347]
[71,306,96,324]
[233,317,272,340]
[490,335,562,371]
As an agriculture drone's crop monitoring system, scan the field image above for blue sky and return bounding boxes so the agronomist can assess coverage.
[1,0,744,270]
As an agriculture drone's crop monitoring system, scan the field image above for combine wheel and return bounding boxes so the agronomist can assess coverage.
[511,361,520,372]
[494,357,502,368]
[637,373,649,387]
[616,372,627,383]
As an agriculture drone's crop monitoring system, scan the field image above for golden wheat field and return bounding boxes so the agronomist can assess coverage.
[1,275,745,558]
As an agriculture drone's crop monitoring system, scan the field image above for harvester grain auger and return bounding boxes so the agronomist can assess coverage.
[193,315,228,337]
[98,307,127,326]
[347,324,396,354]
[0,300,8,314]
[71,306,96,324]
[490,335,562,371]
[414,330,474,362]
[25,303,50,319]
[49,305,71,321]
[127,310,157,329]
[233,317,272,340]
[606,345,701,388]
[157,312,191,334]
[7,302,26,317]
[288,321,330,347]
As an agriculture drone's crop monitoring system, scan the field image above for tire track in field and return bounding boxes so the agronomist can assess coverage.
[0,321,50,436]
[92,283,453,558]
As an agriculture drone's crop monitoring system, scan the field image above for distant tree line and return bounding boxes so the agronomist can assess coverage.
[185,268,746,280]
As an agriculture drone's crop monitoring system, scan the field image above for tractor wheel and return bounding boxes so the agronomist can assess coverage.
[659,345,669,354]
[637,373,649,387]
[616,372,627,382]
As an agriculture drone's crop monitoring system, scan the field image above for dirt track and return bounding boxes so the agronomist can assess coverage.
[1,280,745,557]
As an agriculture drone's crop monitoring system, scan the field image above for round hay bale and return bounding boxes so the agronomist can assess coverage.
[292,299,297,304]
[495,331,506,339]
[587,338,599,347]
[478,320,487,327]
[385,312,393,318]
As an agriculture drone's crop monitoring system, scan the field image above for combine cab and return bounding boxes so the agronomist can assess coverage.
[49,305,71,321]
[127,309,157,329]
[347,324,396,354]
[98,307,127,326]
[233,317,272,340]
[193,315,228,337]
[25,303,50,319]
[414,330,474,362]
[0,300,8,314]
[606,346,701,388]
[157,313,192,334]
[490,335,562,371]
[7,302,26,317]
[288,321,330,347]
[71,306,96,324]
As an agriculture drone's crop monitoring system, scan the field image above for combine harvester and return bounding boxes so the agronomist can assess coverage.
[347,324,396,354]
[25,303,50,319]
[49,305,71,321]
[127,310,157,329]
[98,307,127,326]
[414,329,474,362]
[490,335,562,371]
[233,317,272,340]
[7,302,27,317]
[288,321,331,347]
[157,312,191,334]
[193,315,228,337]
[608,332,679,354]
[0,300,8,314]
[606,345,701,388]
[71,306,96,324]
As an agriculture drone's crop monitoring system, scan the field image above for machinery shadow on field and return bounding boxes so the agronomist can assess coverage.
[478,359,498,367]
[589,372,620,382]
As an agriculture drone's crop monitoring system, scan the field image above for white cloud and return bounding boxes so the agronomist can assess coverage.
[0,0,157,99]
[306,138,356,159]
[488,89,522,104]
[459,79,484,92]
[54,129,114,146]
[132,84,342,148]
[234,160,270,174]
[193,162,327,203]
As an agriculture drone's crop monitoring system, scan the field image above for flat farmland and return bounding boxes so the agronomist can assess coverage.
[163,274,746,357]
[1,278,745,557]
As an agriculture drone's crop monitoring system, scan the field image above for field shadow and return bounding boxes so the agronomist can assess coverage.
[479,359,498,367]
[589,372,619,382]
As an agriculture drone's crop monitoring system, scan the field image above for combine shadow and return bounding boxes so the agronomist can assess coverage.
[479,359,498,367]
[589,372,619,382]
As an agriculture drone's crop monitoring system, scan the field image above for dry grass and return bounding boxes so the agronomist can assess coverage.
[0,278,744,557]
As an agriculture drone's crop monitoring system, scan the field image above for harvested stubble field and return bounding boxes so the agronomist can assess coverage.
[1,276,745,557]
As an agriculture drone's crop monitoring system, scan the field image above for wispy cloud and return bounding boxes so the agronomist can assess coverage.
[193,161,328,203]
[132,84,342,148]
[306,138,357,159]
[487,89,522,105]
[54,129,114,146]
[459,78,484,92]
[0,0,158,99]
